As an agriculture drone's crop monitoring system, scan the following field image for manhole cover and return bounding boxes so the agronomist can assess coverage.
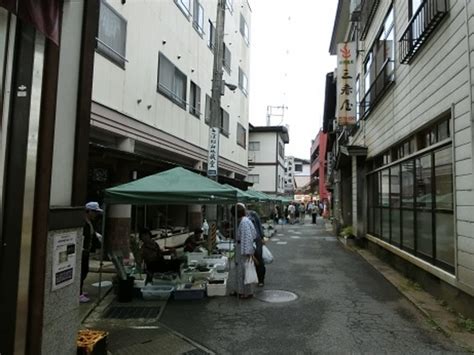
[255,290,298,303]
[103,306,161,319]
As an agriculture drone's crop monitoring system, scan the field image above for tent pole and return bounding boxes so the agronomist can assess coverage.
[165,204,168,248]
[144,205,147,227]
[97,203,107,304]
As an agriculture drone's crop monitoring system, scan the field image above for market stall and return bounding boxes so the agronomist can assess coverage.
[99,167,242,301]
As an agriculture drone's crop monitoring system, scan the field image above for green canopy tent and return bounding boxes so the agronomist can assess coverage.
[223,184,260,203]
[246,189,272,202]
[98,167,239,300]
[104,166,238,205]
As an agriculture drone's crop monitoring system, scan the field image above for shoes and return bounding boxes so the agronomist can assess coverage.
[238,294,253,299]
[79,294,90,303]
[258,283,264,287]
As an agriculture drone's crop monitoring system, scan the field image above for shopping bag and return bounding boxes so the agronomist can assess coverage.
[262,245,273,264]
[244,258,258,284]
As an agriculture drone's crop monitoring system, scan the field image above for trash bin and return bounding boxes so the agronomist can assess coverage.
[117,276,134,302]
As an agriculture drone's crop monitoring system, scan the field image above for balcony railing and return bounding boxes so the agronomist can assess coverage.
[399,0,448,64]
[359,0,380,40]
[360,59,394,118]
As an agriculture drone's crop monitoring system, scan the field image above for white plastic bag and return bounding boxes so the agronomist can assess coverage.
[244,258,258,284]
[262,245,273,264]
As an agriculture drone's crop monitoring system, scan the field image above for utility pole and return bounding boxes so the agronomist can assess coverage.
[266,105,288,126]
[206,0,226,253]
[207,0,226,180]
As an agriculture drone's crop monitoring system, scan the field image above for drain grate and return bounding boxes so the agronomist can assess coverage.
[102,306,161,319]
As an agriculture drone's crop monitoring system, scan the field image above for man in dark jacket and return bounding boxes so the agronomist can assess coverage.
[80,202,103,303]
[247,210,266,286]
[139,228,184,284]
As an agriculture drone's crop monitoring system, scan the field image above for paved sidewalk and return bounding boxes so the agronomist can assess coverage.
[345,241,474,353]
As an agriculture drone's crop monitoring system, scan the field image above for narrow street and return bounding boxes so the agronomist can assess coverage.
[92,217,467,354]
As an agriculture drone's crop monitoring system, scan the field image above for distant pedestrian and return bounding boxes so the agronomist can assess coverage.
[288,203,296,224]
[299,203,306,224]
[311,202,319,224]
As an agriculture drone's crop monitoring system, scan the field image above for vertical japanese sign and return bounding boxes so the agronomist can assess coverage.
[52,231,77,291]
[336,42,356,126]
[207,127,220,177]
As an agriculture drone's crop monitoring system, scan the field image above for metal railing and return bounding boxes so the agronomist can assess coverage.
[399,0,448,64]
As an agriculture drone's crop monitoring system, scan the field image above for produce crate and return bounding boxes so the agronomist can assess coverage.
[77,330,108,355]
[174,283,206,300]
[141,285,174,300]
[207,279,227,297]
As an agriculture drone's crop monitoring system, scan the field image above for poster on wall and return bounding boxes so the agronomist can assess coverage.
[336,42,357,126]
[52,231,77,291]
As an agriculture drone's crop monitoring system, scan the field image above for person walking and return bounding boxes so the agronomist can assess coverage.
[80,202,103,303]
[247,209,266,287]
[299,203,306,224]
[288,203,296,224]
[231,203,256,299]
[310,201,319,224]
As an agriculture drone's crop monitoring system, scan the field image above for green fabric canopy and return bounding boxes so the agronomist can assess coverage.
[246,189,275,202]
[223,184,260,203]
[104,167,238,205]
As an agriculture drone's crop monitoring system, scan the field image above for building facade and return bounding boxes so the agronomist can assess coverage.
[248,124,289,195]
[285,156,311,196]
[310,130,330,201]
[88,0,252,250]
[329,0,474,314]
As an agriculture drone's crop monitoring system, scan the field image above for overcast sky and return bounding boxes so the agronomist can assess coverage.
[248,0,338,160]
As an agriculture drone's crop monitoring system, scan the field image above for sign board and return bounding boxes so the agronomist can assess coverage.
[52,231,77,291]
[336,42,356,126]
[207,127,220,177]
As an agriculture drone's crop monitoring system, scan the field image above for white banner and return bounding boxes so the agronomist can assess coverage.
[336,42,356,126]
[207,127,220,177]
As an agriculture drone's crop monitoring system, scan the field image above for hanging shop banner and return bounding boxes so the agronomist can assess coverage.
[207,127,220,177]
[336,42,356,126]
[0,0,60,45]
[52,231,77,291]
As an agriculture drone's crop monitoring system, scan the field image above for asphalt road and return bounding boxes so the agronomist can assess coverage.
[160,217,467,354]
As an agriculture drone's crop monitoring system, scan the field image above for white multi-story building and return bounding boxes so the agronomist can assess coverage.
[248,125,289,195]
[88,0,252,250]
[330,0,474,315]
[284,156,310,194]
[90,0,251,182]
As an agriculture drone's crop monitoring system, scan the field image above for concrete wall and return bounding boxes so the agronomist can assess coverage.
[92,0,250,169]
[248,131,277,162]
[41,229,82,355]
[348,0,474,295]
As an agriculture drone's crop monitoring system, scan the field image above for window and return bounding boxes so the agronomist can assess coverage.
[238,67,248,96]
[223,43,231,74]
[192,0,204,36]
[208,20,215,51]
[97,0,127,68]
[189,81,201,118]
[237,123,246,148]
[240,13,249,45]
[157,53,187,109]
[409,0,423,16]
[248,174,259,183]
[360,7,395,118]
[278,142,284,158]
[175,0,191,18]
[205,94,211,124]
[220,108,230,136]
[367,143,454,273]
[295,164,303,172]
[249,141,260,151]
